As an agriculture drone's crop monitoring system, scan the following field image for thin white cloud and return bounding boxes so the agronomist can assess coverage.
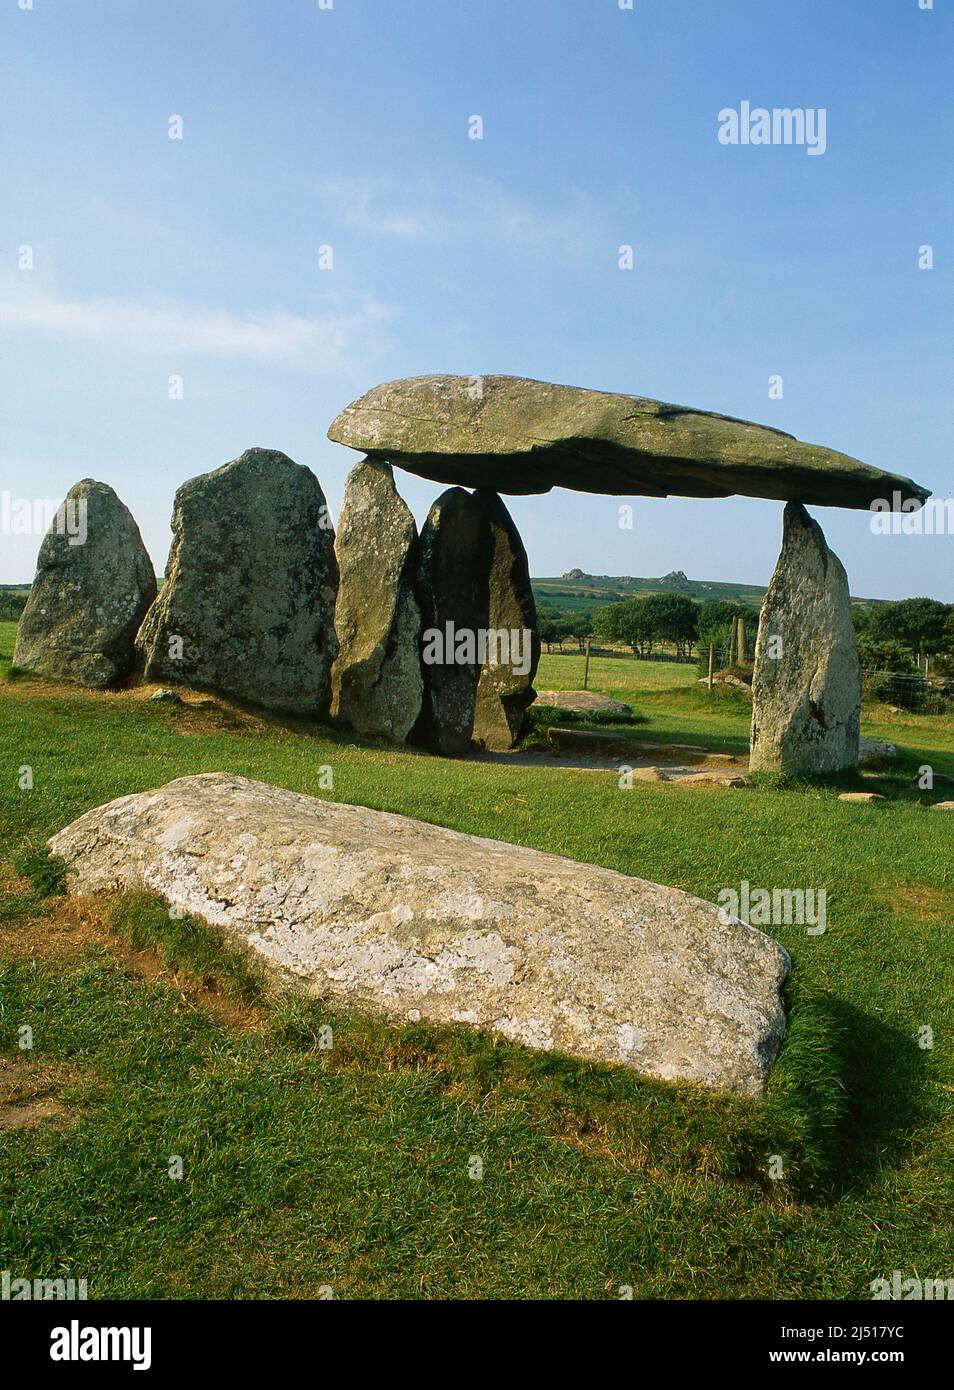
[317,175,638,258]
[0,291,397,365]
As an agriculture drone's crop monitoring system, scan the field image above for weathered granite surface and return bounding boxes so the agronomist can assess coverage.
[49,772,789,1096]
[331,457,422,741]
[328,375,930,509]
[14,479,156,688]
[750,503,861,774]
[136,449,338,713]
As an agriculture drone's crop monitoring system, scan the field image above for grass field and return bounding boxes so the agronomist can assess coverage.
[1,622,952,1299]
[532,573,883,614]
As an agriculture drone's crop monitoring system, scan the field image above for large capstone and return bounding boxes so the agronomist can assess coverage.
[328,375,930,510]
[471,489,539,750]
[413,487,491,756]
[13,479,156,688]
[49,772,790,1096]
[750,502,861,774]
[136,448,338,713]
[331,457,422,741]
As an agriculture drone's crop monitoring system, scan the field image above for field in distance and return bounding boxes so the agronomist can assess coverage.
[532,570,880,614]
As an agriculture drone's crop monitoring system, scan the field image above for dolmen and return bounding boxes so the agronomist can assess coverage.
[50,771,790,1097]
[13,372,932,775]
[330,373,931,773]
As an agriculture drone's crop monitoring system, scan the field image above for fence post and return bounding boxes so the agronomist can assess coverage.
[738,616,746,663]
[583,638,591,690]
[707,642,714,693]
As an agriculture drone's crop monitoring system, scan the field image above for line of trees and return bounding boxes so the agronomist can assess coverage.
[592,594,758,661]
[853,598,954,674]
[545,592,954,674]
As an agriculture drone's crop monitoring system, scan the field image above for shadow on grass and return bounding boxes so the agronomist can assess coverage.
[758,981,936,1201]
[750,763,953,806]
[825,994,938,1198]
[7,862,937,1211]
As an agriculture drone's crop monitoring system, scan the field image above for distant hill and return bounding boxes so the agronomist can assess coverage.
[533,572,882,612]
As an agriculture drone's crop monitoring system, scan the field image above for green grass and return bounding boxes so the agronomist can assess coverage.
[1,623,952,1299]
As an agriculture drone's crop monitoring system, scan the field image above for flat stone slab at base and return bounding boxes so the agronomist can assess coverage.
[858,737,898,765]
[49,772,788,1096]
[627,766,751,788]
[838,792,886,804]
[698,673,753,699]
[674,770,751,788]
[545,727,734,765]
[533,690,633,716]
[930,801,954,811]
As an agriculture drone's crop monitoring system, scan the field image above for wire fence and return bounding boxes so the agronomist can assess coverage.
[860,670,953,712]
[540,649,952,713]
[541,643,697,663]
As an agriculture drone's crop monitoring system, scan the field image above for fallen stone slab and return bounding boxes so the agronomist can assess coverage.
[930,801,954,811]
[676,771,752,788]
[627,767,749,787]
[328,374,930,510]
[49,773,789,1096]
[545,727,726,764]
[838,792,886,804]
[533,690,633,715]
[698,673,753,698]
[628,767,674,782]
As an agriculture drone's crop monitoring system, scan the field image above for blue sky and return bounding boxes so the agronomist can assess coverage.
[2,0,952,598]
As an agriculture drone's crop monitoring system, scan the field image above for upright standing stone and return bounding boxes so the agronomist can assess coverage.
[136,449,338,714]
[750,502,861,774]
[331,458,422,741]
[413,487,491,755]
[471,490,540,749]
[14,479,156,688]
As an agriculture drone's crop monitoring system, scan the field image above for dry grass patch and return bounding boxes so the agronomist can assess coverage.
[0,1054,85,1133]
[0,894,265,1033]
[881,881,954,926]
